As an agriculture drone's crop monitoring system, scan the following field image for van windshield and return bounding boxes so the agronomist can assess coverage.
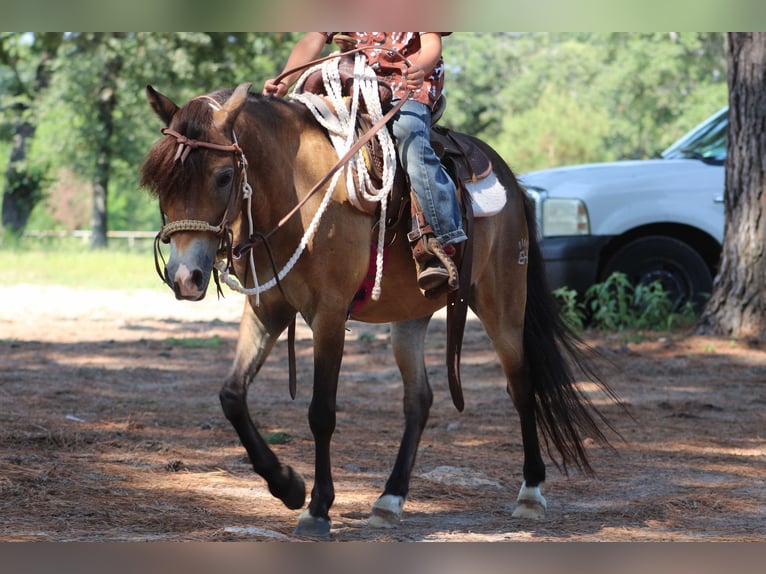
[662,108,727,164]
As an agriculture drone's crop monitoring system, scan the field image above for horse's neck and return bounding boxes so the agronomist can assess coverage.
[241,101,338,231]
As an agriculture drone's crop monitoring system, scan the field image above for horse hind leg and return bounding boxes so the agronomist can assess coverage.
[473,297,548,520]
[369,316,433,528]
[506,371,548,519]
[219,302,306,511]
[487,333,547,519]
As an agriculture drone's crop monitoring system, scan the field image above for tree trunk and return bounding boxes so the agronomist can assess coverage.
[697,33,766,341]
[1,34,60,234]
[2,121,40,233]
[89,49,123,249]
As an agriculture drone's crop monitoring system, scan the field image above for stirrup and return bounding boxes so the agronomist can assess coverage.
[417,258,451,292]
[415,237,459,297]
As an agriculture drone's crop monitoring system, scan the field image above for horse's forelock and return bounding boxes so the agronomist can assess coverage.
[140,98,218,200]
[140,90,285,201]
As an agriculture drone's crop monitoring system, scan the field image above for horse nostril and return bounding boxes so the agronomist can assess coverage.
[190,269,204,289]
[164,266,182,297]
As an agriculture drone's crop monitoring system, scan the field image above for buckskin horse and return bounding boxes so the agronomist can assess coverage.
[140,80,617,537]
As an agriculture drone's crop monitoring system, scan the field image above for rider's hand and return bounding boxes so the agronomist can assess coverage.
[403,64,427,91]
[263,79,288,97]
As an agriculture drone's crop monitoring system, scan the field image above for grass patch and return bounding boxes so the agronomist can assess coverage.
[165,335,223,348]
[264,431,293,445]
[0,240,163,290]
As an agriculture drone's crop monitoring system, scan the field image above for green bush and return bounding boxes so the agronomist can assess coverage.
[553,285,587,333]
[554,272,700,332]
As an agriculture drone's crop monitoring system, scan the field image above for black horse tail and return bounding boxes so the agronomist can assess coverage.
[521,190,621,476]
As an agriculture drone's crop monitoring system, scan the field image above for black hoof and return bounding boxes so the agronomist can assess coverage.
[268,465,306,510]
[295,509,331,538]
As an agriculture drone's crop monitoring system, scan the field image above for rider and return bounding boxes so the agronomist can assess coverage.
[263,32,467,294]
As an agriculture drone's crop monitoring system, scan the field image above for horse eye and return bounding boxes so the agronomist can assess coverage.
[215,169,233,190]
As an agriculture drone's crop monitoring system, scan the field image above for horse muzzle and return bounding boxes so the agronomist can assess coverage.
[163,236,218,301]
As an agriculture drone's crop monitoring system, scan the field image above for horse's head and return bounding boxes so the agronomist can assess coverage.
[140,83,252,301]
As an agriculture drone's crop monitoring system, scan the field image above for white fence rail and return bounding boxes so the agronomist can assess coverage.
[23,229,157,248]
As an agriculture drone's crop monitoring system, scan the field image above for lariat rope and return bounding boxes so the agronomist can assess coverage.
[215,160,346,305]
[289,52,399,300]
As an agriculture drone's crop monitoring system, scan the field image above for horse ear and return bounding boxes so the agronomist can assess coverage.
[146,85,179,126]
[214,82,252,133]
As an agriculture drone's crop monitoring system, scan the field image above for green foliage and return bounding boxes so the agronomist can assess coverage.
[2,32,729,237]
[38,33,302,231]
[553,285,586,333]
[442,32,727,171]
[582,272,698,331]
[441,33,522,138]
[555,272,700,333]
[585,272,638,330]
[491,87,616,172]
[264,431,293,445]
[4,161,49,202]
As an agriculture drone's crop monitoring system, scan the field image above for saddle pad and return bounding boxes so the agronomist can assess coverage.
[466,171,506,217]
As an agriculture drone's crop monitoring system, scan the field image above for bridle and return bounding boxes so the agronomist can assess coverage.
[153,115,250,297]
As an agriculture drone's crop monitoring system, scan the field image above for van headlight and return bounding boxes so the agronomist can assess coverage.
[541,198,590,237]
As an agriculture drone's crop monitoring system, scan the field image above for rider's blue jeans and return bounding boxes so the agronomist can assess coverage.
[390,99,467,247]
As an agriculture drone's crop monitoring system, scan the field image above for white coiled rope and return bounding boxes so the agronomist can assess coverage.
[291,52,398,301]
[219,52,398,304]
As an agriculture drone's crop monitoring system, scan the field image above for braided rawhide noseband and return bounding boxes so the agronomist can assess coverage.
[158,219,223,242]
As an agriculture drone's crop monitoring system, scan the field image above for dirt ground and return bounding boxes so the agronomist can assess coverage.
[1,284,764,542]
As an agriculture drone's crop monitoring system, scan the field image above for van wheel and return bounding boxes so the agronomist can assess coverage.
[600,236,712,310]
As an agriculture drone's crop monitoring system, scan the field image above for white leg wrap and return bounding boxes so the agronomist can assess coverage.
[512,481,547,519]
[368,494,405,528]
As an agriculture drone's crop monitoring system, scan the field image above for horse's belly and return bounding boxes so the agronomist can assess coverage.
[350,292,445,324]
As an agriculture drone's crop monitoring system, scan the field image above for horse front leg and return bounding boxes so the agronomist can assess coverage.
[369,316,433,528]
[218,300,306,510]
[294,311,347,538]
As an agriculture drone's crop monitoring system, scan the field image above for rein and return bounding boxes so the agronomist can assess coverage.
[219,46,411,304]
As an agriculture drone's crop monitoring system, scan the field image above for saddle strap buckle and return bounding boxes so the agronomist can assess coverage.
[406,211,433,244]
